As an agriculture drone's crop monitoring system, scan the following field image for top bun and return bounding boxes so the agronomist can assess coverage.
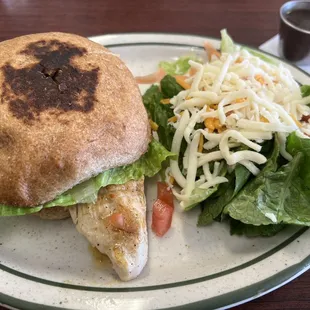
[0,32,150,207]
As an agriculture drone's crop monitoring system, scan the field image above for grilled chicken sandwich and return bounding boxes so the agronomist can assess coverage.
[0,32,172,281]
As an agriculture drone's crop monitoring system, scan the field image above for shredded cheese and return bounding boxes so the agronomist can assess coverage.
[165,43,310,207]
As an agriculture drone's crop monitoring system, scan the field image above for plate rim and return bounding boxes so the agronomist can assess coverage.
[89,32,310,79]
[0,227,308,292]
[1,254,310,310]
[1,32,310,310]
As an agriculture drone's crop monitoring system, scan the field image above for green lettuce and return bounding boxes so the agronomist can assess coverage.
[198,164,251,226]
[160,75,184,99]
[220,28,277,64]
[230,219,286,237]
[301,85,310,98]
[159,55,200,75]
[287,131,310,187]
[220,29,236,54]
[142,75,186,151]
[223,133,310,226]
[184,185,219,212]
[183,164,227,211]
[0,139,174,216]
[143,84,175,151]
[234,164,252,195]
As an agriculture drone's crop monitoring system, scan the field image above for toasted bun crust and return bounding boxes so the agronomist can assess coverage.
[0,32,150,207]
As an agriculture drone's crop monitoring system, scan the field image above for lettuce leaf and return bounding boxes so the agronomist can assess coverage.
[184,186,219,212]
[197,163,251,225]
[143,75,185,151]
[234,164,252,195]
[0,139,174,216]
[220,28,277,64]
[224,137,310,226]
[198,173,234,225]
[301,85,310,98]
[183,163,228,211]
[160,75,184,99]
[287,131,310,187]
[159,55,199,75]
[230,219,286,237]
[220,29,236,53]
[143,85,175,151]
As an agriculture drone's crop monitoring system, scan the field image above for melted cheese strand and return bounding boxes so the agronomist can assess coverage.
[198,151,224,167]
[199,177,228,189]
[212,161,221,177]
[203,163,213,181]
[212,55,233,93]
[189,61,204,92]
[170,110,190,188]
[239,160,260,175]
[277,132,293,161]
[237,119,296,132]
[184,107,206,143]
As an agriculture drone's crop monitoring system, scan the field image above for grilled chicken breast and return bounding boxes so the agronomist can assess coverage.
[69,178,148,281]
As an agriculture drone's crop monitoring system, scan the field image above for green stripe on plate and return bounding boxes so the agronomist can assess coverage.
[0,227,307,293]
[1,252,310,310]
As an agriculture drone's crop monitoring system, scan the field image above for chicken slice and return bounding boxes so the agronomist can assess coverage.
[69,178,148,281]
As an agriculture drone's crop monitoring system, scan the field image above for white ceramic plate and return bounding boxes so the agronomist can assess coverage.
[1,33,310,310]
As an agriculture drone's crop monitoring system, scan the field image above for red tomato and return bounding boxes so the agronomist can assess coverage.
[157,182,174,207]
[109,213,125,230]
[151,199,174,237]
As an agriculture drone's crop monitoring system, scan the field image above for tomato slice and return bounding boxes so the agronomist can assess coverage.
[157,182,174,207]
[109,213,125,230]
[151,199,174,237]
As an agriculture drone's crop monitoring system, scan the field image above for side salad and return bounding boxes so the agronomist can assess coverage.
[139,30,310,238]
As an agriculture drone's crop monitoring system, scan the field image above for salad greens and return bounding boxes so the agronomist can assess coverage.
[184,165,228,211]
[301,85,310,98]
[143,85,175,151]
[220,29,236,54]
[0,139,174,216]
[287,132,310,187]
[159,55,200,76]
[230,220,286,237]
[221,29,277,65]
[142,30,310,238]
[160,75,184,99]
[225,152,310,226]
[198,164,251,226]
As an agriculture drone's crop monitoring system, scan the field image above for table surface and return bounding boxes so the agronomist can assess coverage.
[1,0,310,309]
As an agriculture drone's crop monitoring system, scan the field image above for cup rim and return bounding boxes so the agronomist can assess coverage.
[280,0,310,35]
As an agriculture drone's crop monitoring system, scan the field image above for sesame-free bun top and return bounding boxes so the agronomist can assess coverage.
[0,32,150,207]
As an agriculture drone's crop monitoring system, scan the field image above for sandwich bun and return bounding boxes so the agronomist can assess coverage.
[0,32,150,207]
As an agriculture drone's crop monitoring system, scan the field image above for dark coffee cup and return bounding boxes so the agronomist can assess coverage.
[279,1,310,64]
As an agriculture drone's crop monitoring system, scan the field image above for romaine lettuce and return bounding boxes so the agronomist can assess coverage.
[160,75,184,99]
[220,28,277,64]
[301,85,310,98]
[230,219,286,237]
[287,131,310,187]
[220,29,236,54]
[224,133,310,226]
[143,84,175,151]
[159,55,200,75]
